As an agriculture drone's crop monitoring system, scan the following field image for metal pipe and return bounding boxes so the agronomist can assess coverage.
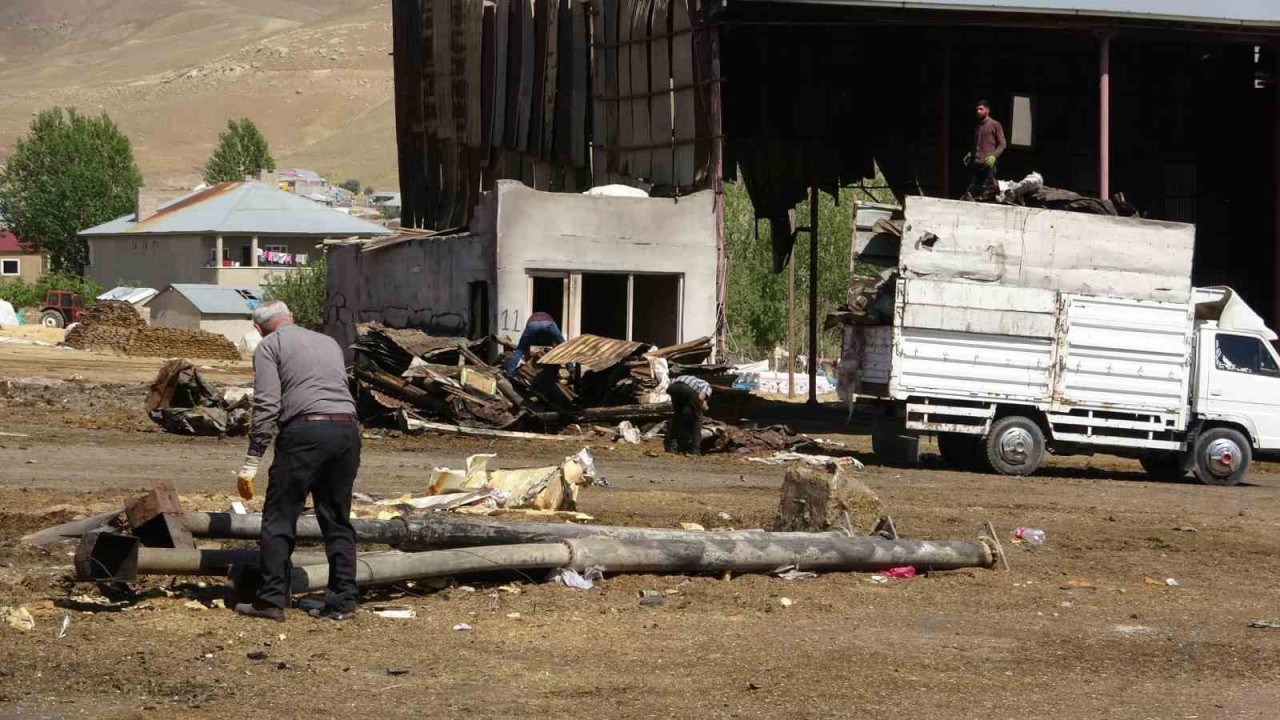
[291,543,573,592]
[136,548,331,576]
[1099,30,1112,199]
[807,182,820,406]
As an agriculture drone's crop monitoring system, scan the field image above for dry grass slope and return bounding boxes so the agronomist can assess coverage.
[0,0,397,192]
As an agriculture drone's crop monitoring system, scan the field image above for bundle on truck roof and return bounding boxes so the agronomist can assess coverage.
[842,196,1280,486]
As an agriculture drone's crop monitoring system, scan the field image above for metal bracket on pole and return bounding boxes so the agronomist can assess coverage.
[125,481,195,549]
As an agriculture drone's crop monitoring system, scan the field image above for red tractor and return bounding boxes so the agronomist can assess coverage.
[40,290,84,328]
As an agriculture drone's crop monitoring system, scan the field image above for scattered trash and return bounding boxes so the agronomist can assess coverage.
[1113,625,1161,638]
[56,615,70,639]
[211,599,227,610]
[1248,620,1280,629]
[247,651,268,660]
[496,585,522,595]
[1061,579,1096,590]
[1013,527,1046,546]
[617,421,642,445]
[505,612,522,620]
[774,565,818,581]
[883,566,917,580]
[1164,578,1179,587]
[1173,525,1198,533]
[779,597,794,608]
[386,668,411,676]
[679,522,706,531]
[230,501,247,515]
[456,585,477,594]
[748,452,864,469]
[639,594,665,608]
[868,575,889,585]
[298,598,326,612]
[184,600,208,612]
[452,623,473,632]
[548,567,603,590]
[716,512,733,522]
[369,605,417,620]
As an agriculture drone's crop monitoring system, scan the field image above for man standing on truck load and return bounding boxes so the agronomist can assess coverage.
[963,100,1007,200]
[505,311,566,375]
[233,300,361,622]
[665,375,712,455]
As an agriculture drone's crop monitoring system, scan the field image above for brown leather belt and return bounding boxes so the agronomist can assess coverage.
[293,413,357,423]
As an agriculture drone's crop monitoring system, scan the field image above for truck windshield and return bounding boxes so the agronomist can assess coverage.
[1215,334,1280,377]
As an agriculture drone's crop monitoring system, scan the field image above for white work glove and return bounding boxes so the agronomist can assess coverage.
[237,454,262,500]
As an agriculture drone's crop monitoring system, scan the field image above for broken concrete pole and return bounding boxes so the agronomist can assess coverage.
[770,462,883,533]
[74,532,331,582]
[291,543,572,592]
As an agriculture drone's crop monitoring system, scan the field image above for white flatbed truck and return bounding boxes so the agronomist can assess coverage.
[852,197,1280,486]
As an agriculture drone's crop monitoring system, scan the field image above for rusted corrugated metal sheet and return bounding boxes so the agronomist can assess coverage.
[537,333,647,371]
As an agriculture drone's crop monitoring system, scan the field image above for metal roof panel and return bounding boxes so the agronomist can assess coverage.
[166,284,264,316]
[537,334,649,372]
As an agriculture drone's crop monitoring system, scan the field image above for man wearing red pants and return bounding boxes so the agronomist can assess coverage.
[233,300,360,622]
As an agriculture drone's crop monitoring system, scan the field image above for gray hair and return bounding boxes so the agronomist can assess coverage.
[253,300,293,330]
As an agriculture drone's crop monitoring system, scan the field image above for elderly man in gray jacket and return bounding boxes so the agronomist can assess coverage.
[234,300,361,622]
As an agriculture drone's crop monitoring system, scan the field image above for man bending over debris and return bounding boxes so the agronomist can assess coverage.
[665,375,712,455]
[234,300,361,622]
[504,310,565,375]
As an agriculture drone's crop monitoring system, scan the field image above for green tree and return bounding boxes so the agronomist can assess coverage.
[263,254,327,331]
[723,166,896,360]
[363,186,375,197]
[339,179,362,194]
[0,108,142,274]
[203,118,276,184]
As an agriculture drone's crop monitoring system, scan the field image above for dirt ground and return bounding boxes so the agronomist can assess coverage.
[2,344,1279,719]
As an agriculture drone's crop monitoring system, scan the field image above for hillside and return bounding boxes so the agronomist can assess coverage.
[0,0,398,192]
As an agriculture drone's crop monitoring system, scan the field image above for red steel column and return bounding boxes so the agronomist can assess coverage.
[1099,30,1112,199]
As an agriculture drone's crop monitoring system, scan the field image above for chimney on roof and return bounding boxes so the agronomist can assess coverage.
[136,187,163,222]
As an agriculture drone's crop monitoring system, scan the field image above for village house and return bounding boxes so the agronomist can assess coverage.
[80,181,392,291]
[326,181,717,358]
[0,229,46,284]
[148,283,263,345]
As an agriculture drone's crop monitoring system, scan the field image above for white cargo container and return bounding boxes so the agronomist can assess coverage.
[856,196,1280,485]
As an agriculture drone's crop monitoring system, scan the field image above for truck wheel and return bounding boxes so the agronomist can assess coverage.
[984,416,1045,476]
[40,310,65,328]
[1139,453,1187,482]
[938,433,982,471]
[1192,428,1251,487]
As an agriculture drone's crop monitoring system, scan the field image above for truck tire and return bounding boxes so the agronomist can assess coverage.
[1139,453,1187,482]
[937,433,983,471]
[984,416,1045,476]
[1192,427,1251,487]
[40,310,65,328]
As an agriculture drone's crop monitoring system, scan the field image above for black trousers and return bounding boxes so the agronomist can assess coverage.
[257,419,361,612]
[665,382,704,455]
[964,159,998,200]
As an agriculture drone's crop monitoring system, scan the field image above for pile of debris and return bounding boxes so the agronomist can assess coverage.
[31,466,997,600]
[145,360,252,436]
[352,324,741,437]
[66,301,240,361]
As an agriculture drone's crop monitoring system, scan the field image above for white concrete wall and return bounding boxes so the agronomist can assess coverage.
[148,290,200,329]
[491,181,717,345]
[201,317,257,345]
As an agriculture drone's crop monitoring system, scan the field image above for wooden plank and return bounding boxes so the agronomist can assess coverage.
[434,0,453,140]
[493,0,510,149]
[628,0,652,179]
[603,0,619,178]
[647,0,672,185]
[554,0,574,162]
[422,0,438,137]
[467,0,485,148]
[481,2,495,153]
[570,0,588,169]
[689,0,713,186]
[670,0,695,186]
[516,0,536,153]
[615,0,632,175]
[529,0,548,157]
[541,0,560,158]
[590,0,607,180]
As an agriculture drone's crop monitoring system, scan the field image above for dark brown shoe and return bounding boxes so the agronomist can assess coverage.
[235,602,286,622]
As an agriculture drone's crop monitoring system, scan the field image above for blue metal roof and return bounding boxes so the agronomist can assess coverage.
[80,182,393,238]
[167,284,263,316]
[739,0,1280,26]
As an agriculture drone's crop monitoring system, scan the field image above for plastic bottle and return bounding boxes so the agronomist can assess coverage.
[1014,527,1046,546]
